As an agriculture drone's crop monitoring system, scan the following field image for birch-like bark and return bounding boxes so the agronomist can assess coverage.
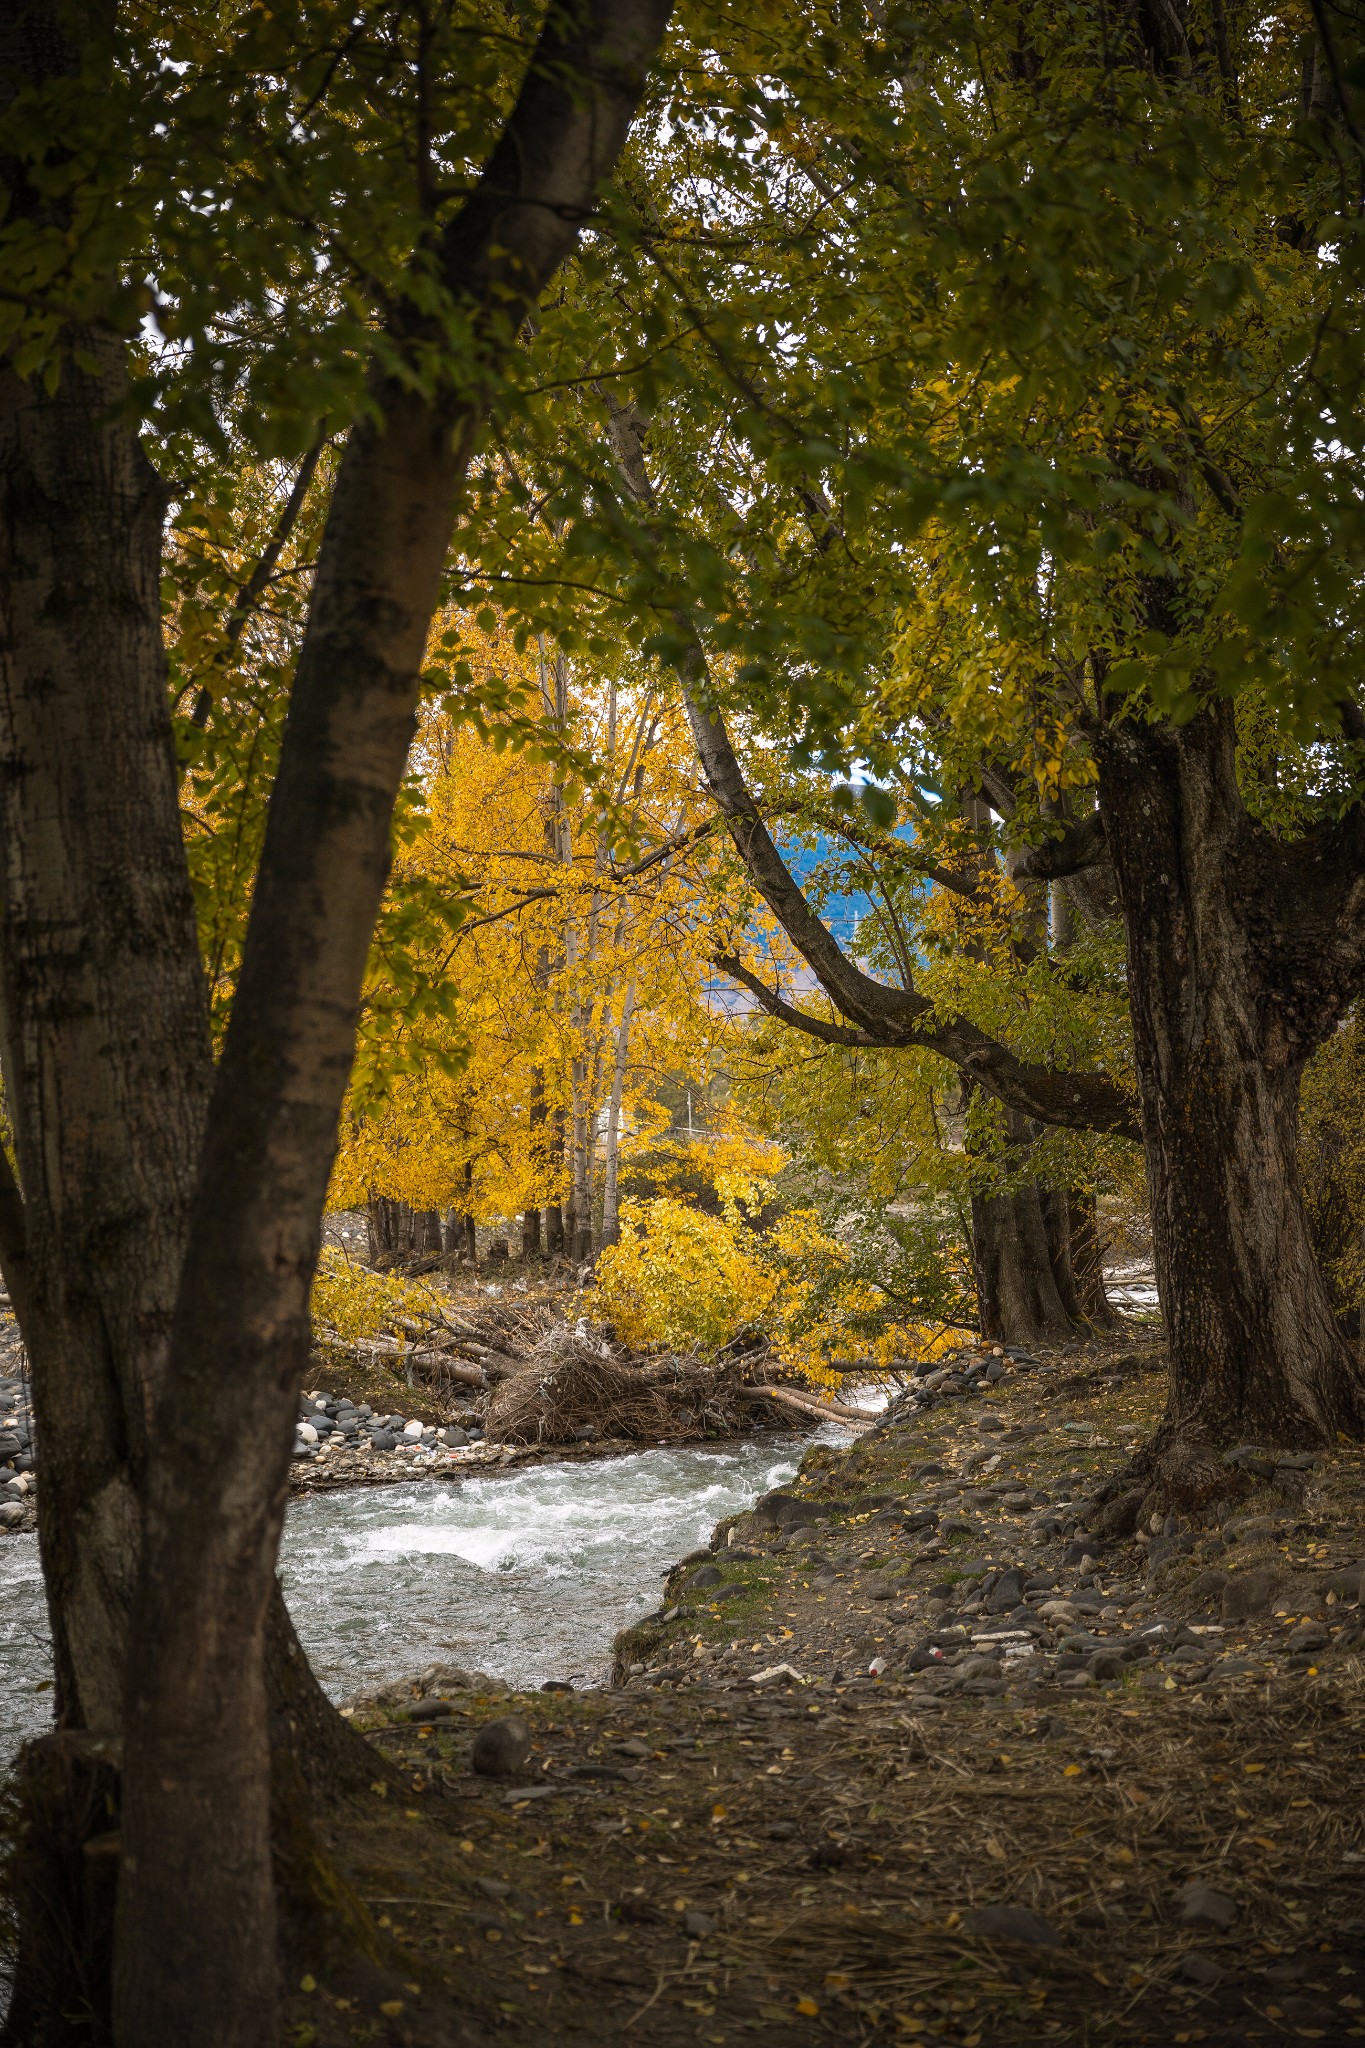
[600,973,637,1246]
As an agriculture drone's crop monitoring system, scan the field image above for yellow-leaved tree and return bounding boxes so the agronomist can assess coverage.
[330,619,760,1262]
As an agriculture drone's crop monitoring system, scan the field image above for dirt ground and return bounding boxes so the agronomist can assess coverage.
[286,1331,1365,2048]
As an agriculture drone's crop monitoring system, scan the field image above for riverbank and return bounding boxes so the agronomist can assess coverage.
[287,1405,804,1499]
[283,1326,1365,2046]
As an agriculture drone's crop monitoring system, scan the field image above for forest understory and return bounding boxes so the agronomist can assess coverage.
[276,1326,1365,2048]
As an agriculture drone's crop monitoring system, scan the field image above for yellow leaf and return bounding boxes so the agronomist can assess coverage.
[1063,1764,1083,1777]
[299,1975,316,1994]
[379,2002,404,2018]
[795,1997,820,2017]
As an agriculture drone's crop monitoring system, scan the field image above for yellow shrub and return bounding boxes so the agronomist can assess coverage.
[310,1248,433,1343]
[763,1209,957,1387]
[594,1194,959,1377]
[594,1197,775,1353]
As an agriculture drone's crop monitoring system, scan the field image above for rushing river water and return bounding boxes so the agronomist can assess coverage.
[0,1436,806,1765]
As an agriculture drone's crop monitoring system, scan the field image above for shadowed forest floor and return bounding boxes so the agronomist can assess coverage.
[284,1334,1365,2047]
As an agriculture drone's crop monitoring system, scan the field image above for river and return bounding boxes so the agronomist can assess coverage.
[0,1436,806,1763]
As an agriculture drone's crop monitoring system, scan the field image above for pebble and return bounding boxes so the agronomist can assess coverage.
[1177,1882,1238,1930]
[1177,1954,1226,1986]
[961,1904,1065,1947]
[471,1715,533,1777]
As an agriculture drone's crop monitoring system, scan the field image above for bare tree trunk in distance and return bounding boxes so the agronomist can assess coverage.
[1066,1190,1116,1325]
[600,976,637,1247]
[971,1183,1078,1347]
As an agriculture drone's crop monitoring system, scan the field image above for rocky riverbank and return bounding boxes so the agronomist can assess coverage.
[300,1326,1365,2047]
[612,1330,1365,1701]
[0,1354,35,1532]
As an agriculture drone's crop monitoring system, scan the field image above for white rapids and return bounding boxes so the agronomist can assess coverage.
[0,1437,806,1763]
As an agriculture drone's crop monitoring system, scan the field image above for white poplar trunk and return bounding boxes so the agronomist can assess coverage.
[599,975,637,1247]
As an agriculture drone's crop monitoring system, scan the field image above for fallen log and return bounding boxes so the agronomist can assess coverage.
[743,1384,879,1426]
[411,1352,483,1388]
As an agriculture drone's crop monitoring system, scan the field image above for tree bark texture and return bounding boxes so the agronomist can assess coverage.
[0,324,211,1741]
[1097,701,1365,1486]
[0,214,369,2048]
[972,1181,1078,1346]
[110,7,672,2042]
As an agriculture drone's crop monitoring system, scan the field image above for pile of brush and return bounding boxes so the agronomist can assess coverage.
[485,1321,791,1446]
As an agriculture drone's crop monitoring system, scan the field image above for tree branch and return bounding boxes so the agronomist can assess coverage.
[715,953,882,1045]
[602,390,1139,1141]
[1015,810,1108,881]
[187,431,327,729]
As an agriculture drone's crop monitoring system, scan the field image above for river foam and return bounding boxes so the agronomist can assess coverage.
[0,1436,805,1763]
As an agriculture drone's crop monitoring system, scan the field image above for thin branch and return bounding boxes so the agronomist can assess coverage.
[188,432,327,729]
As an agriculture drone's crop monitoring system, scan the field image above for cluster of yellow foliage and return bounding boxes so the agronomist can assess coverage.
[594,1196,775,1353]
[594,1172,955,1376]
[329,626,760,1235]
[310,1249,433,1343]
[762,1208,956,1385]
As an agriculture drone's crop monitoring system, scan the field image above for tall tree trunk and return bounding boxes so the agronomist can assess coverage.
[108,8,672,2040]
[545,1102,568,1253]
[1066,1189,1116,1325]
[569,1058,593,1261]
[0,318,209,1737]
[461,1159,477,1263]
[0,114,371,2046]
[971,1184,1078,1346]
[600,975,636,1247]
[1038,1187,1083,1325]
[522,1204,542,1256]
[1097,702,1365,1499]
[965,1093,1080,1347]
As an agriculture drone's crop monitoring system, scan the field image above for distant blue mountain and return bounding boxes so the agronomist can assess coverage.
[781,832,871,949]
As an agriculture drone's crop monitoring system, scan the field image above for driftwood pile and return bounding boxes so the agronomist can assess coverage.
[318,1277,881,1442]
[485,1322,777,1446]
[320,1297,560,1396]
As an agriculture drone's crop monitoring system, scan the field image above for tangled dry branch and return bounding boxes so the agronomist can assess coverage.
[485,1324,794,1446]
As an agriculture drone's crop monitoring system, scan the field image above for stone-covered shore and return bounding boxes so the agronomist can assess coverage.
[292,1326,1365,2047]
